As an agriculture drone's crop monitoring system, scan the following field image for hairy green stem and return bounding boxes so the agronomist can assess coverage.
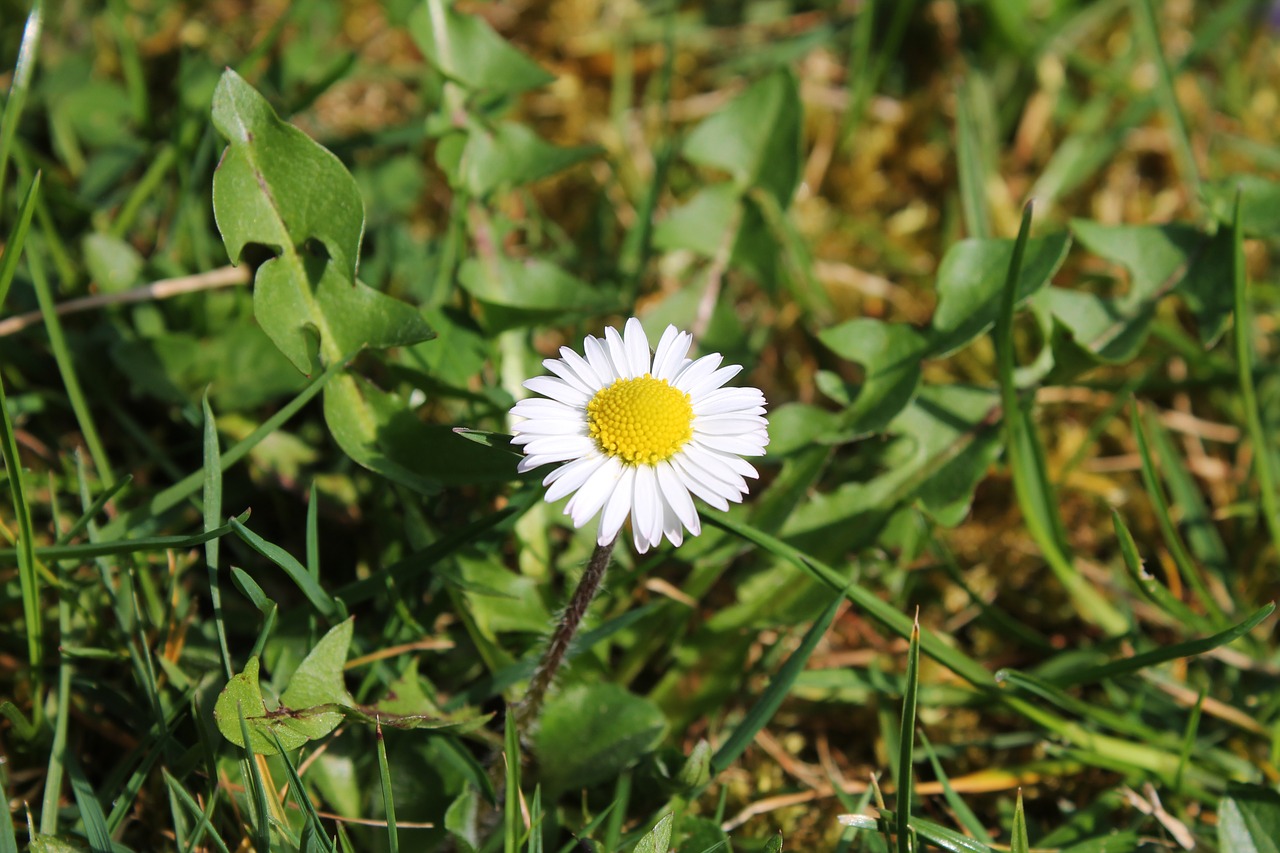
[515,537,616,732]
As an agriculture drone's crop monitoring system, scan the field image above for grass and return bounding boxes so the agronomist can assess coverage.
[2,0,1280,850]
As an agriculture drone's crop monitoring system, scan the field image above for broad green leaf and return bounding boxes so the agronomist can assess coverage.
[1205,174,1280,237]
[211,69,432,374]
[459,122,599,196]
[818,318,928,436]
[1220,783,1280,853]
[652,183,739,258]
[1043,220,1226,367]
[457,256,617,333]
[324,373,517,490]
[82,232,142,293]
[535,683,667,794]
[214,656,343,754]
[408,0,555,95]
[633,814,674,853]
[684,70,802,204]
[280,617,356,710]
[929,232,1071,357]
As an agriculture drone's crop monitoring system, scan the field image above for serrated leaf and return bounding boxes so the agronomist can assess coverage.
[684,70,802,204]
[633,814,674,853]
[408,0,555,95]
[459,122,598,196]
[211,69,433,375]
[535,684,667,794]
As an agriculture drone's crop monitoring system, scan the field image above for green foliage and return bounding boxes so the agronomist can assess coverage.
[4,0,1280,851]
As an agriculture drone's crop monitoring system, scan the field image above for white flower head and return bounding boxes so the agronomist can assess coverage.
[510,318,769,553]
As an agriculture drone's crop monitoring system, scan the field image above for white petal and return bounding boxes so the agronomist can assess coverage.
[598,465,636,545]
[655,460,700,535]
[660,499,685,548]
[519,435,596,459]
[604,325,634,379]
[693,415,768,435]
[511,397,580,417]
[544,454,608,502]
[687,364,743,398]
[693,387,767,416]
[651,326,691,381]
[524,376,589,407]
[695,434,769,457]
[584,334,620,383]
[567,456,624,528]
[512,418,586,437]
[544,357,595,396]
[559,346,607,390]
[673,353,723,393]
[682,443,752,492]
[669,455,732,511]
[633,464,664,549]
[623,318,653,377]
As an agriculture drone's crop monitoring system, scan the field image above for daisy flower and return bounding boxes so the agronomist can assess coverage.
[510,318,769,553]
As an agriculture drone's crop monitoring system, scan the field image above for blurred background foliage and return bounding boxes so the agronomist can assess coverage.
[3,0,1280,850]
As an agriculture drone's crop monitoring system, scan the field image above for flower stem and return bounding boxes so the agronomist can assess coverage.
[515,537,616,733]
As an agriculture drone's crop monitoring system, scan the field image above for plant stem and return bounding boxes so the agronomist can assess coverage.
[515,537,616,733]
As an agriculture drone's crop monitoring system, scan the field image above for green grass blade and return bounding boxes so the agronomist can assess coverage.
[505,710,522,853]
[162,769,232,853]
[1175,689,1205,794]
[230,518,340,619]
[1229,192,1280,550]
[203,393,233,680]
[0,171,39,307]
[918,731,993,846]
[956,74,992,239]
[54,474,131,545]
[895,614,921,853]
[1132,0,1201,203]
[0,775,17,853]
[306,480,321,579]
[707,514,992,687]
[377,723,399,853]
[710,595,841,774]
[266,730,335,853]
[852,809,992,853]
[1129,405,1226,624]
[26,243,115,486]
[1049,601,1275,688]
[0,514,245,565]
[99,354,346,538]
[1112,508,1206,630]
[0,0,41,208]
[1141,408,1231,599]
[0,363,41,678]
[993,203,1126,635]
[63,751,112,853]
[236,703,272,853]
[1010,790,1029,853]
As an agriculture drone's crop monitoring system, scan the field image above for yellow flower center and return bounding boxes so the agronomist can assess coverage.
[587,374,694,465]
